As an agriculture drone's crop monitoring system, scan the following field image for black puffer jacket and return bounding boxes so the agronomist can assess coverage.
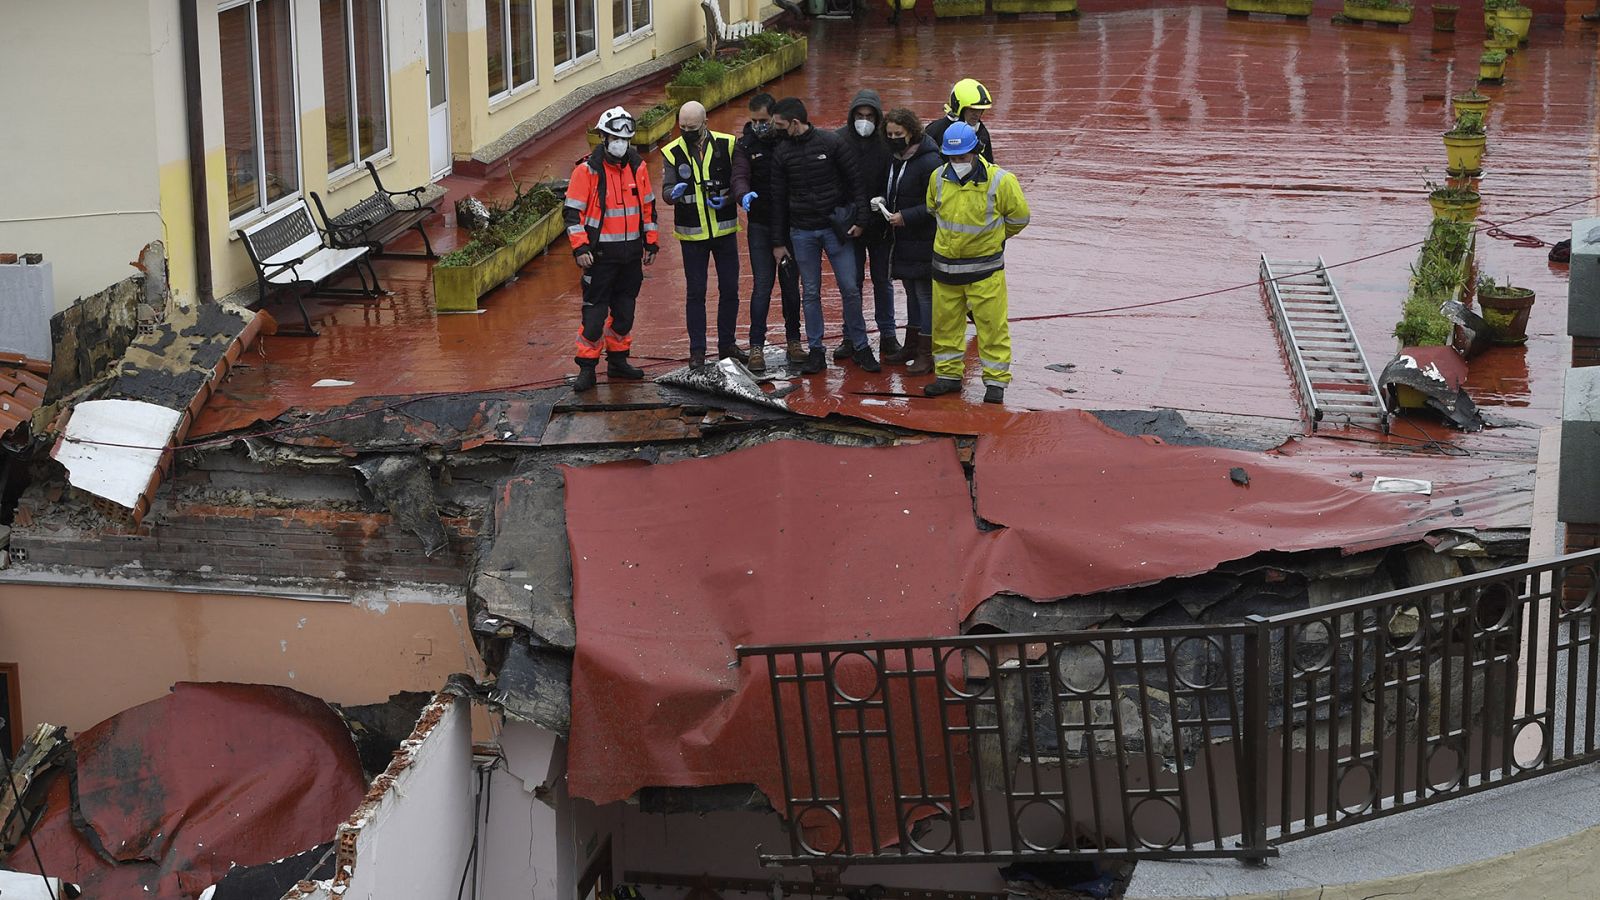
[731,121,781,224]
[770,124,867,235]
[835,89,892,242]
[884,135,943,280]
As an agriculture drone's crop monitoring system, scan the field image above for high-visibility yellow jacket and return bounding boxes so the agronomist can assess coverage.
[661,131,741,241]
[926,159,1029,285]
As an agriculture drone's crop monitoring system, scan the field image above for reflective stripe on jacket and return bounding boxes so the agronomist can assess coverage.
[926,159,1030,285]
[661,132,741,241]
[564,146,659,255]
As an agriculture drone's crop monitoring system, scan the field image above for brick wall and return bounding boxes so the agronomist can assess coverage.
[1576,336,1600,369]
[10,502,478,587]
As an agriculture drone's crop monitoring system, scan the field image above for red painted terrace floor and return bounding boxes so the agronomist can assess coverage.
[193,4,1600,448]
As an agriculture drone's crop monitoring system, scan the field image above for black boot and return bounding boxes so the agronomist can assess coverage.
[853,343,881,373]
[800,347,826,375]
[923,378,961,397]
[882,327,913,364]
[690,351,706,370]
[832,339,852,363]
[607,352,644,380]
[718,344,749,363]
[984,384,1005,405]
[573,365,598,392]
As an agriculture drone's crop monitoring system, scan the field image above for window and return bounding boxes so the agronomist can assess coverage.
[612,0,649,39]
[220,0,300,220]
[1,663,18,758]
[486,0,536,98]
[552,0,596,70]
[321,0,390,174]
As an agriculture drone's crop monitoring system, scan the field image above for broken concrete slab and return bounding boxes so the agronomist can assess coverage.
[353,455,448,556]
[471,470,575,649]
[494,638,571,736]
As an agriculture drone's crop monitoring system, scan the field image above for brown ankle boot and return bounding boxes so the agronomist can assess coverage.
[906,333,934,375]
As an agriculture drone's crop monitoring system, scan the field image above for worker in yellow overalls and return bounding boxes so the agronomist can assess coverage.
[922,121,1030,405]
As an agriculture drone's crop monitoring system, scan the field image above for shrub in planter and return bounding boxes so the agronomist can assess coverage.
[1443,110,1486,171]
[1477,275,1536,344]
[1451,88,1490,118]
[1342,0,1414,25]
[1478,50,1507,83]
[1427,182,1481,224]
[1430,3,1458,31]
[1495,3,1532,42]
[1226,0,1315,17]
[1484,23,1518,53]
[1395,218,1474,348]
[1483,0,1516,29]
[434,182,564,311]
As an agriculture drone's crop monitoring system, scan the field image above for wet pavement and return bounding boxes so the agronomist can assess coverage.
[192,5,1600,447]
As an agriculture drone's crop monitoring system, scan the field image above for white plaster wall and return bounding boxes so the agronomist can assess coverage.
[479,720,568,900]
[338,695,475,900]
[0,0,164,311]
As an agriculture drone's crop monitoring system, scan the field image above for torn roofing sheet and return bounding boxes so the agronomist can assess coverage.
[564,439,974,813]
[968,410,1534,612]
[51,398,182,509]
[14,682,366,900]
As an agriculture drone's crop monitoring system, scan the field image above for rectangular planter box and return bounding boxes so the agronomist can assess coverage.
[666,38,809,113]
[587,104,680,150]
[1342,2,1413,24]
[993,0,1075,13]
[934,0,986,16]
[432,208,563,313]
[1226,0,1314,15]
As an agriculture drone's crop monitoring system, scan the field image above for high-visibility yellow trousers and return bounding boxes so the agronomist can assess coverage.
[931,270,1011,386]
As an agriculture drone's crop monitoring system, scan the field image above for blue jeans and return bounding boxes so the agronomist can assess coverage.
[853,235,896,334]
[901,278,932,333]
[747,220,801,347]
[679,232,741,355]
[789,227,867,351]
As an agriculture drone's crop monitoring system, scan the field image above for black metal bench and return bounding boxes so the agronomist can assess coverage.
[238,200,382,336]
[311,161,438,259]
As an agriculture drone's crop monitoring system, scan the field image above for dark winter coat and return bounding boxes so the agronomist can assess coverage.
[926,115,996,163]
[835,89,892,242]
[884,135,942,280]
[769,124,867,235]
[731,121,780,224]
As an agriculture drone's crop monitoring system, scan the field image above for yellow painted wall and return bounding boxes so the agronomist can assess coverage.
[0,583,484,736]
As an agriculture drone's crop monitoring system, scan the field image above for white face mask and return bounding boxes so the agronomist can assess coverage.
[951,161,974,180]
[854,119,875,138]
[606,138,629,158]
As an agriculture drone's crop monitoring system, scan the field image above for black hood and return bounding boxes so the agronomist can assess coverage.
[845,88,884,128]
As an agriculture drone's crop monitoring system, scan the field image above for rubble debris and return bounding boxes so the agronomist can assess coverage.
[1229,466,1250,486]
[1379,347,1485,431]
[654,358,789,411]
[471,470,576,648]
[495,638,572,736]
[262,390,560,453]
[353,455,448,555]
[198,842,335,900]
[0,724,68,853]
[51,398,182,508]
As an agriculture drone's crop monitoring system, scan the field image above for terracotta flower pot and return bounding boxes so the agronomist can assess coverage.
[1478,286,1536,344]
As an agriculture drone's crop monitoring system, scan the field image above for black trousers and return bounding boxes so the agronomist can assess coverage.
[575,251,645,367]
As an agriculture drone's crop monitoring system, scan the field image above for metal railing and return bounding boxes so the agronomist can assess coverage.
[737,550,1600,866]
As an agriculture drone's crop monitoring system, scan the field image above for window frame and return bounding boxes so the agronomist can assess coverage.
[612,0,652,44]
[324,0,394,178]
[488,0,538,104]
[220,0,305,225]
[553,0,599,75]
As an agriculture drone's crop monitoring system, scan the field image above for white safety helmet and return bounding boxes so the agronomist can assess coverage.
[596,106,635,139]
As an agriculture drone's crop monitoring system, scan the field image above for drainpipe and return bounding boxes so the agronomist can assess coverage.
[179,0,214,303]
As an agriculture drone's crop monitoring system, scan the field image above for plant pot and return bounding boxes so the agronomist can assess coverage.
[1429,189,1481,223]
[432,208,564,312]
[1478,287,1535,344]
[1442,132,1486,171]
[1451,91,1490,117]
[1226,0,1314,17]
[1430,4,1458,31]
[1484,33,1517,53]
[934,0,986,16]
[666,37,809,112]
[1496,6,1532,42]
[1395,384,1431,409]
[586,103,680,149]
[993,0,1077,15]
[1342,2,1414,25]
[1478,58,1506,82]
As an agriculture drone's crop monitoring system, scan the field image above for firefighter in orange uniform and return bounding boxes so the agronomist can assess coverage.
[564,106,659,392]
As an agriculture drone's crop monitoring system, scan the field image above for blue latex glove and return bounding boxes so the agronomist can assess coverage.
[668,182,689,202]
[741,191,758,211]
[707,194,727,211]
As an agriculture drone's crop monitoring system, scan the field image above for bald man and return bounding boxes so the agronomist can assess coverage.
[661,101,744,369]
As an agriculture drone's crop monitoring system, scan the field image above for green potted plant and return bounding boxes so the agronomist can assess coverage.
[994,0,1077,18]
[1342,0,1414,25]
[1443,110,1486,171]
[586,101,679,149]
[1484,23,1518,53]
[935,0,987,17]
[1451,87,1491,118]
[1430,3,1458,31]
[1477,275,1536,343]
[433,181,564,312]
[1426,180,1481,223]
[1226,0,1315,18]
[665,32,808,111]
[1495,2,1532,43]
[1483,0,1514,29]
[1479,49,1507,83]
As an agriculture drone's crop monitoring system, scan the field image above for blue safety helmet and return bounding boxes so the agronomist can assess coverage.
[942,121,980,156]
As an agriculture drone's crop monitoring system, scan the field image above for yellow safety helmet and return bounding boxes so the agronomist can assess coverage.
[945,78,994,118]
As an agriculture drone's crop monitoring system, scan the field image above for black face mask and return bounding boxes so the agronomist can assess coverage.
[682,126,703,141]
[887,136,909,153]
[752,121,772,138]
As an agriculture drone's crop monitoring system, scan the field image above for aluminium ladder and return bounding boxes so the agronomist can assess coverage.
[1260,255,1389,433]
